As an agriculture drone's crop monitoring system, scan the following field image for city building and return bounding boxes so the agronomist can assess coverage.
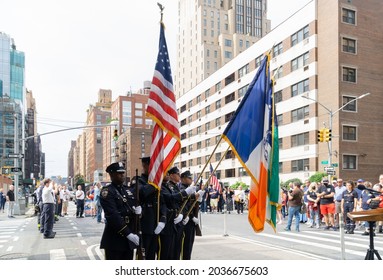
[175,0,383,185]
[67,140,76,184]
[85,90,112,182]
[175,0,270,97]
[103,84,153,181]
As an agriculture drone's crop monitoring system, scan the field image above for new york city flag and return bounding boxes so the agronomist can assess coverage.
[222,55,279,232]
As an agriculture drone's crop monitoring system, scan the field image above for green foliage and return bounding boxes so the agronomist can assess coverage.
[230,181,249,190]
[309,172,327,183]
[281,178,302,189]
[74,174,85,185]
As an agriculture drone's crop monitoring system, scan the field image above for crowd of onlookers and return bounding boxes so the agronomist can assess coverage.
[279,176,383,235]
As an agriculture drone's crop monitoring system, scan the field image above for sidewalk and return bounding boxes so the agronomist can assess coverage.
[0,203,34,220]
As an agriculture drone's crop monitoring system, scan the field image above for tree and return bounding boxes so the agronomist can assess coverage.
[230,181,249,190]
[309,172,327,183]
[281,178,302,189]
[74,174,85,186]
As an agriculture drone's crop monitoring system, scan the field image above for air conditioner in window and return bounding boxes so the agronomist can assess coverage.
[304,119,309,124]
[304,65,309,71]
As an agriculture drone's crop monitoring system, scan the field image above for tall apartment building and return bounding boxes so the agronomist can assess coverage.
[102,85,153,181]
[0,33,25,181]
[67,140,76,181]
[175,0,270,97]
[85,90,112,182]
[176,0,383,185]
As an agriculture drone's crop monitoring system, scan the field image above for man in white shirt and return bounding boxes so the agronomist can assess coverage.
[40,179,57,238]
[61,185,71,216]
[76,185,85,218]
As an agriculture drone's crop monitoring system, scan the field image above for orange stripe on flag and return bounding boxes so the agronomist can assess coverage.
[248,163,268,232]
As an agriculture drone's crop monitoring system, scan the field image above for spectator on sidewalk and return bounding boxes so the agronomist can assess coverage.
[334,178,346,228]
[307,182,320,228]
[0,188,6,213]
[6,185,15,218]
[341,181,358,234]
[93,182,103,223]
[284,181,303,232]
[75,185,85,218]
[318,178,336,230]
[61,185,71,216]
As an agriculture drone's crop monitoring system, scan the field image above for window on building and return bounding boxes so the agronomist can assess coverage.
[342,67,356,83]
[188,100,193,108]
[225,168,235,178]
[181,147,187,154]
[197,141,202,149]
[205,122,210,131]
[197,157,202,165]
[225,92,235,104]
[188,144,193,152]
[135,118,143,125]
[343,125,357,141]
[205,105,210,114]
[342,96,357,112]
[197,94,201,103]
[343,154,357,170]
[342,37,356,54]
[225,112,234,122]
[273,66,283,79]
[342,8,356,25]
[135,103,143,109]
[225,73,235,86]
[205,138,210,147]
[197,110,201,119]
[214,50,218,58]
[238,167,247,177]
[238,63,249,78]
[238,84,249,98]
[275,90,282,103]
[291,106,309,122]
[181,133,186,140]
[291,52,309,71]
[255,55,262,68]
[135,110,143,117]
[197,126,201,134]
[225,39,232,47]
[291,79,310,97]
[291,158,309,172]
[180,104,186,113]
[291,132,309,147]
[224,51,232,59]
[273,42,283,57]
[215,152,221,162]
[215,135,220,144]
[215,117,221,127]
[215,99,221,109]
[279,138,283,149]
[291,25,309,46]
[277,114,283,125]
[188,130,193,138]
[96,115,101,120]
[239,39,243,47]
[189,159,193,166]
[215,81,221,92]
[188,115,193,123]
[180,119,186,126]
[205,89,210,98]
[279,162,283,173]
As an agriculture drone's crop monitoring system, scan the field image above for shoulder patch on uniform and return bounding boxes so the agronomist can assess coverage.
[101,188,109,198]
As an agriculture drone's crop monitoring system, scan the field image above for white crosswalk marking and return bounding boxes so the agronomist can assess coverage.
[50,249,67,260]
[6,246,13,252]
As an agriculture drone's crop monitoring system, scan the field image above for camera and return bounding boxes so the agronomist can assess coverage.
[288,189,293,194]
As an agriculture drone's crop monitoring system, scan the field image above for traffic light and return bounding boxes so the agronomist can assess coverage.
[323,128,332,142]
[317,129,324,142]
[113,129,118,141]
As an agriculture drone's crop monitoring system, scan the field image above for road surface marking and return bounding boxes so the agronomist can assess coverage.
[13,237,19,242]
[6,246,13,252]
[20,229,24,232]
[73,226,78,230]
[0,240,7,243]
[77,233,82,237]
[50,249,66,260]
[0,236,11,239]
[80,240,87,245]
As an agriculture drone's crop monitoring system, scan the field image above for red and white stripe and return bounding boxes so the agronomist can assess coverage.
[210,175,221,192]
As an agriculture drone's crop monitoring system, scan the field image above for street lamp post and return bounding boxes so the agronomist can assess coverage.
[302,92,370,260]
[302,92,370,179]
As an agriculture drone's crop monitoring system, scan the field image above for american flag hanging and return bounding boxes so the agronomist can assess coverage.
[209,163,221,192]
[146,23,181,189]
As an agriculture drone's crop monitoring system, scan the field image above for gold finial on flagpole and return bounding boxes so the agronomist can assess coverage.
[157,2,165,23]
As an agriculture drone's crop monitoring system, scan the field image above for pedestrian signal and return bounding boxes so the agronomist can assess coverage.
[317,129,324,142]
[113,129,118,141]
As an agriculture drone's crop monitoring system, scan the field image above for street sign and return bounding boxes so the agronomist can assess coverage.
[327,170,336,175]
[324,167,334,171]
[332,163,338,167]
[11,167,22,173]
[7,153,24,159]
[321,160,328,164]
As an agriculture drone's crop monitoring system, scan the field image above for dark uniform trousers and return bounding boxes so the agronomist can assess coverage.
[344,202,355,232]
[182,219,196,260]
[100,183,136,260]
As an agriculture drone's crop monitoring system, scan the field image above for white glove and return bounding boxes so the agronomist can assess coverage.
[127,233,139,246]
[154,222,165,234]
[174,214,183,224]
[185,185,196,195]
[182,216,190,225]
[197,190,205,202]
[132,206,142,215]
[192,217,199,225]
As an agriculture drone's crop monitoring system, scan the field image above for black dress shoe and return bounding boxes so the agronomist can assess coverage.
[43,233,55,239]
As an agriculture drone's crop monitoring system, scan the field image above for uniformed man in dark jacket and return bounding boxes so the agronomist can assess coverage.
[133,156,167,260]
[100,162,142,260]
[180,170,202,260]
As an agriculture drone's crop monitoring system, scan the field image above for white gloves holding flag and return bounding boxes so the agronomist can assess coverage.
[174,214,183,224]
[185,185,196,195]
[182,216,190,225]
[132,206,142,215]
[192,217,199,225]
[154,222,165,234]
[127,233,140,246]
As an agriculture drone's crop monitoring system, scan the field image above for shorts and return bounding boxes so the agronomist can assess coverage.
[210,198,218,208]
[320,203,335,215]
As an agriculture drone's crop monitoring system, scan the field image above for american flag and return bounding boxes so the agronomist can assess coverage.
[209,163,221,192]
[146,23,181,190]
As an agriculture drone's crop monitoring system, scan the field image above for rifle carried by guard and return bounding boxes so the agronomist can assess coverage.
[134,169,146,260]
